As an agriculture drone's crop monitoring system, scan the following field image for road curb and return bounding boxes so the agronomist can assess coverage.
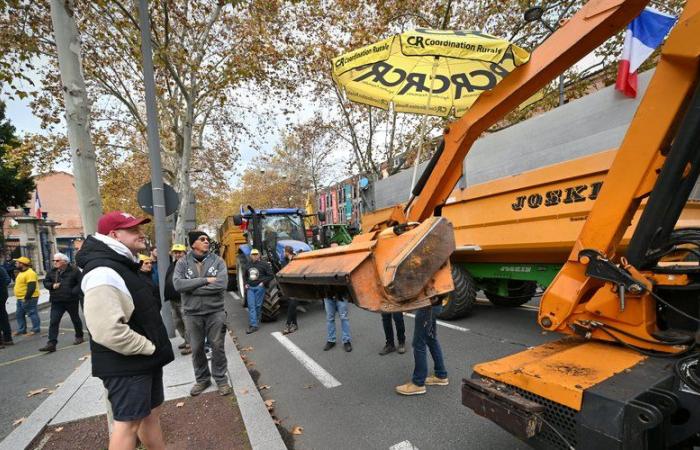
[226,332,287,450]
[0,360,91,450]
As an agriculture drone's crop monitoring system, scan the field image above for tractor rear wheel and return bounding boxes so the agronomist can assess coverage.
[236,254,247,307]
[437,264,476,320]
[485,280,538,307]
[261,279,281,322]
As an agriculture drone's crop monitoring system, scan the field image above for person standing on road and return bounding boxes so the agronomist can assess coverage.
[0,264,13,348]
[395,302,448,396]
[12,256,41,337]
[242,248,273,334]
[323,293,353,352]
[379,312,406,355]
[164,244,191,355]
[38,253,84,353]
[77,211,174,450]
[173,231,232,397]
[282,246,299,335]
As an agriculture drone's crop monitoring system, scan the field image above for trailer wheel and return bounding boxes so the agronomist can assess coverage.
[485,280,538,307]
[261,279,281,322]
[236,254,247,307]
[437,265,476,320]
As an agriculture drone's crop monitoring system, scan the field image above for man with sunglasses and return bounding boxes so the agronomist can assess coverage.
[38,252,84,353]
[77,211,174,450]
[173,230,231,397]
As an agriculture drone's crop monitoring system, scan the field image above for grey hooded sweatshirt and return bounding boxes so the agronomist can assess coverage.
[172,251,228,315]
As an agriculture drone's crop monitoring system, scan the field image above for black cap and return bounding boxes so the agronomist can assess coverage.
[188,230,209,247]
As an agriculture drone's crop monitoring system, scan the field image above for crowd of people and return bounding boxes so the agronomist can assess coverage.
[0,209,450,449]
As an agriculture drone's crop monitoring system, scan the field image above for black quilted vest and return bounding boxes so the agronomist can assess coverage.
[77,236,174,377]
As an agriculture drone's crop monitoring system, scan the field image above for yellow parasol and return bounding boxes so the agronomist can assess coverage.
[331,29,530,118]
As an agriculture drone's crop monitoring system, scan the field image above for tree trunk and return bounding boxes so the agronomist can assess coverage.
[174,99,194,243]
[50,0,102,234]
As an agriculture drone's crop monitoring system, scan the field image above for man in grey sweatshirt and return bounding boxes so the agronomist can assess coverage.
[173,230,232,396]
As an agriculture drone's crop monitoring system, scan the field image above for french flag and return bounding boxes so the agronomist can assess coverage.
[34,189,42,219]
[616,8,676,98]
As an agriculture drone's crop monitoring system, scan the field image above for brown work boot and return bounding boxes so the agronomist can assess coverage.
[217,383,233,396]
[395,382,426,396]
[178,341,188,349]
[39,343,57,353]
[73,337,85,345]
[425,375,449,386]
[379,344,396,355]
[190,380,211,396]
[180,345,192,355]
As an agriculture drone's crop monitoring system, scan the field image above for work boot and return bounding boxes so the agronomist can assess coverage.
[3,340,14,346]
[11,331,23,337]
[246,326,258,334]
[395,382,426,396]
[180,345,192,355]
[425,375,449,386]
[344,342,353,352]
[25,331,36,337]
[323,341,335,351]
[73,337,85,345]
[217,383,233,396]
[39,343,57,353]
[282,325,291,335]
[178,342,188,349]
[287,324,298,334]
[397,343,406,354]
[379,344,396,355]
[190,380,211,396]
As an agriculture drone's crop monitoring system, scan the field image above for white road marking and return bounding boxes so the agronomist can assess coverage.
[404,313,469,332]
[271,332,342,389]
[390,440,420,450]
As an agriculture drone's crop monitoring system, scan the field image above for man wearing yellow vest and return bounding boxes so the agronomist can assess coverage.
[12,256,41,336]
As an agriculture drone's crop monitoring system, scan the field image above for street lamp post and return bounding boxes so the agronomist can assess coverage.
[524,6,565,106]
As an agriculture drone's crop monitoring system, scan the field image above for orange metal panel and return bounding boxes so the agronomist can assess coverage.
[474,338,647,410]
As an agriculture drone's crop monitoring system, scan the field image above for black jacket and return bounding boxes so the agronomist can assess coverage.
[77,236,174,378]
[243,259,274,287]
[163,260,180,302]
[43,265,81,303]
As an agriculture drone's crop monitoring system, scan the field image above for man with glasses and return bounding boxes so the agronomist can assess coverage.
[173,231,231,397]
[38,252,84,353]
[76,211,174,450]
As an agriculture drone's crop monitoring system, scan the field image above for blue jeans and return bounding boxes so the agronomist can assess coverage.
[246,285,266,328]
[324,298,351,343]
[16,298,41,334]
[412,305,447,386]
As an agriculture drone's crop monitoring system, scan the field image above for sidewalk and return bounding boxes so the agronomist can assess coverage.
[0,334,285,450]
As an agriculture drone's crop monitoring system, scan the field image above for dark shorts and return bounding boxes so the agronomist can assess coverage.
[101,369,164,422]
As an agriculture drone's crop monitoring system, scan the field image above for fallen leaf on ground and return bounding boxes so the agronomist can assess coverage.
[47,390,54,394]
[27,388,48,397]
[78,355,89,361]
[241,346,254,352]
[55,383,62,388]
[176,402,184,408]
[258,384,270,391]
[240,354,247,361]
[239,388,249,395]
[246,362,256,368]
[12,418,26,427]
[264,399,276,410]
[273,418,282,425]
[292,426,304,435]
[304,384,314,389]
[55,427,64,432]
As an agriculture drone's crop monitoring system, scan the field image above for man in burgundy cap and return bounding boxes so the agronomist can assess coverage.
[76,211,174,450]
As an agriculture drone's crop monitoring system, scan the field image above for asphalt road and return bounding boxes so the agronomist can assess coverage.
[0,302,89,441]
[225,292,556,450]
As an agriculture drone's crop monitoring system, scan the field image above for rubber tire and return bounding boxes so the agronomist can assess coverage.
[485,280,538,307]
[236,254,247,307]
[437,265,476,320]
[261,279,281,322]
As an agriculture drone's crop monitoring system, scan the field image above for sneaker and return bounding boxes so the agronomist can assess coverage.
[344,342,352,352]
[246,326,258,334]
[217,383,233,396]
[39,343,57,353]
[288,324,298,334]
[282,325,291,335]
[73,337,85,345]
[395,382,426,396]
[397,343,406,354]
[26,331,37,337]
[425,375,449,386]
[11,331,24,337]
[323,341,335,351]
[190,380,211,396]
[379,344,396,355]
[178,342,188,349]
[180,345,192,355]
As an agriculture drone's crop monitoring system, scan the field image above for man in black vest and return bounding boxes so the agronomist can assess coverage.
[77,211,174,450]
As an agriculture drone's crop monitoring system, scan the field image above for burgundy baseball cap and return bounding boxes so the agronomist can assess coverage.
[98,211,151,235]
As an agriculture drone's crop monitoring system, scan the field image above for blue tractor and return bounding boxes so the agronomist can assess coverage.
[233,206,315,321]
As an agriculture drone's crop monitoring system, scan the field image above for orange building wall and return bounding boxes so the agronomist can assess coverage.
[31,172,84,237]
